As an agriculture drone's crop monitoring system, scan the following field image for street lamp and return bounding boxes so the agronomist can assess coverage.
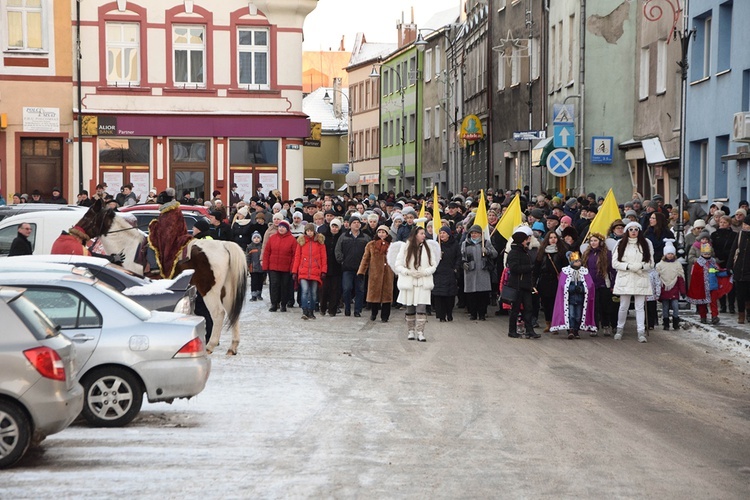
[322,87,353,167]
[643,0,695,257]
[370,64,406,194]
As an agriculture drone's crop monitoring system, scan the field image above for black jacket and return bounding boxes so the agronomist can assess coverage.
[432,236,461,296]
[324,231,343,276]
[711,227,737,267]
[8,233,33,256]
[506,243,534,291]
[729,230,750,281]
[334,230,370,271]
[211,221,233,241]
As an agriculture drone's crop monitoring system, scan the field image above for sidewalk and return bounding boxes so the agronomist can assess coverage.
[676,309,750,354]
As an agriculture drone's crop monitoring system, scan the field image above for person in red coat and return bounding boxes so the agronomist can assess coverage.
[263,220,297,312]
[292,223,327,320]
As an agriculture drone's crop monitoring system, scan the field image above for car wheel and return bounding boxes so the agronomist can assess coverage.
[81,367,143,427]
[0,400,31,469]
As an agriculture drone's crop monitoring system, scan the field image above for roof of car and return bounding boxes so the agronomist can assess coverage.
[120,204,210,215]
[0,262,94,280]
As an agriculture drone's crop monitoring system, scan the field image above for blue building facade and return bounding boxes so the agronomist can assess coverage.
[686,0,750,209]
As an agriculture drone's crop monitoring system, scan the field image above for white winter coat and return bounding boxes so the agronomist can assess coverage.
[612,237,655,296]
[394,240,440,306]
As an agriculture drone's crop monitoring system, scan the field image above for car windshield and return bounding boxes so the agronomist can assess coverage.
[8,295,60,340]
[93,281,152,321]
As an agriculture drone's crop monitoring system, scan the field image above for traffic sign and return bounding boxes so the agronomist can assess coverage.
[552,104,574,125]
[553,125,575,148]
[591,136,614,164]
[513,130,547,141]
[547,148,575,177]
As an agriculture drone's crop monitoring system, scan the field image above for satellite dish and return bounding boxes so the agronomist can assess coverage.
[345,171,359,184]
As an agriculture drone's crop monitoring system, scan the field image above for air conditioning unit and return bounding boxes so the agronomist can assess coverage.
[322,180,335,190]
[732,112,750,142]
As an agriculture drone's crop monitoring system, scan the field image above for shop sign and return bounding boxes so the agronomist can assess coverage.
[23,107,59,133]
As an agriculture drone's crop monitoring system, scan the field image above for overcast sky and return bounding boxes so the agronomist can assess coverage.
[303,0,463,52]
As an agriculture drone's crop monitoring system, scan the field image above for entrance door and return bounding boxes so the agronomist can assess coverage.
[21,138,63,198]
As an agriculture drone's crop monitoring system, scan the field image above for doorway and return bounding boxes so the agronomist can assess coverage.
[21,138,63,198]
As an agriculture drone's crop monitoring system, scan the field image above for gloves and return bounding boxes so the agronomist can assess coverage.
[110,251,126,265]
[292,273,298,281]
[321,272,326,279]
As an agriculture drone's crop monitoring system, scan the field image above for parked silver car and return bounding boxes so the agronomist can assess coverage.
[0,266,211,427]
[0,286,84,469]
[4,255,196,314]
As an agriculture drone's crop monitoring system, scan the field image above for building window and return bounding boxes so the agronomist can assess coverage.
[511,48,520,86]
[717,1,732,73]
[434,45,441,76]
[424,49,432,82]
[424,108,431,139]
[409,113,416,142]
[6,0,44,51]
[699,140,708,198]
[656,40,667,94]
[692,13,711,81]
[173,25,205,86]
[409,56,417,84]
[238,28,269,87]
[434,105,440,139]
[567,15,575,85]
[639,47,650,100]
[106,23,140,86]
[530,37,540,80]
[743,69,750,112]
[497,52,506,90]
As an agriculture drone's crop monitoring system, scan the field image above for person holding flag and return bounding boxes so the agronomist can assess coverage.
[461,190,498,321]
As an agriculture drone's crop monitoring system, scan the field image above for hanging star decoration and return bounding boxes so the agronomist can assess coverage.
[492,30,528,63]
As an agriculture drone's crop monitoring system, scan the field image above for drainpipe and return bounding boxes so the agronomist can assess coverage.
[578,0,586,195]
[76,0,84,193]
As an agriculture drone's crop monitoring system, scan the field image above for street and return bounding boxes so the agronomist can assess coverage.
[3,300,750,499]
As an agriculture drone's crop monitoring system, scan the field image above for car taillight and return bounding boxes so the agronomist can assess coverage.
[174,337,205,358]
[24,347,66,381]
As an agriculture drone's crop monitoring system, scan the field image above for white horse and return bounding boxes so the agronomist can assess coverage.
[99,215,248,355]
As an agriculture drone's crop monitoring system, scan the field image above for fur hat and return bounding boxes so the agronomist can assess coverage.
[277,220,291,230]
[561,226,579,241]
[663,238,676,256]
[624,221,642,233]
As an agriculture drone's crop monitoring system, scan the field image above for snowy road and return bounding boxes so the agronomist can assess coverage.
[3,300,750,498]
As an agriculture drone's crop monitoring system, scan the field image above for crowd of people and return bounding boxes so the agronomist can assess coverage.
[8,181,750,343]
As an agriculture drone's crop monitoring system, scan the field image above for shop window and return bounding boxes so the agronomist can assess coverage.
[173,25,205,86]
[171,140,210,202]
[6,0,44,51]
[238,28,269,88]
[229,140,279,197]
[99,138,151,201]
[106,22,140,86]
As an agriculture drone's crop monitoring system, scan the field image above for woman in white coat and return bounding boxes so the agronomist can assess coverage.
[393,226,440,341]
[612,221,655,343]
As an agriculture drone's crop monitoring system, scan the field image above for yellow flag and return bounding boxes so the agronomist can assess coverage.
[586,188,620,239]
[495,193,523,240]
[417,200,426,228]
[432,186,442,240]
[474,189,489,238]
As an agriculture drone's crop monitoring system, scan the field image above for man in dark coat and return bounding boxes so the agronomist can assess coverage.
[505,226,540,339]
[8,223,33,256]
[334,214,370,316]
[208,210,232,241]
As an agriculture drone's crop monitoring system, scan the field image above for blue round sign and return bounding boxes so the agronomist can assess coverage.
[547,148,575,177]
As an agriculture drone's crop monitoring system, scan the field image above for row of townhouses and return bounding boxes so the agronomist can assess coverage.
[1,1,748,210]
[345,0,750,209]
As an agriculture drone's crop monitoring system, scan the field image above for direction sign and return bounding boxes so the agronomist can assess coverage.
[547,148,575,177]
[553,124,575,148]
[552,104,574,125]
[513,130,547,141]
[591,136,614,164]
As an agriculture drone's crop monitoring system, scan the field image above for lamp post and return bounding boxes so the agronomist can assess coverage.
[370,64,406,194]
[643,0,695,257]
[323,86,353,168]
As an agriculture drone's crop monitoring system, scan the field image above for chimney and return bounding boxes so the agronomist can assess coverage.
[396,9,417,48]
[332,77,343,119]
[339,35,345,52]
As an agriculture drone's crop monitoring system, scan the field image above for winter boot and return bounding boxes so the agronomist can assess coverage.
[416,314,427,342]
[544,321,551,332]
[406,314,416,340]
[739,311,746,324]
[663,318,670,331]
[567,330,575,340]
[672,316,680,330]
[309,309,316,320]
[700,316,708,324]
[573,330,580,339]
[301,309,309,320]
[614,328,624,340]
[711,315,720,325]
